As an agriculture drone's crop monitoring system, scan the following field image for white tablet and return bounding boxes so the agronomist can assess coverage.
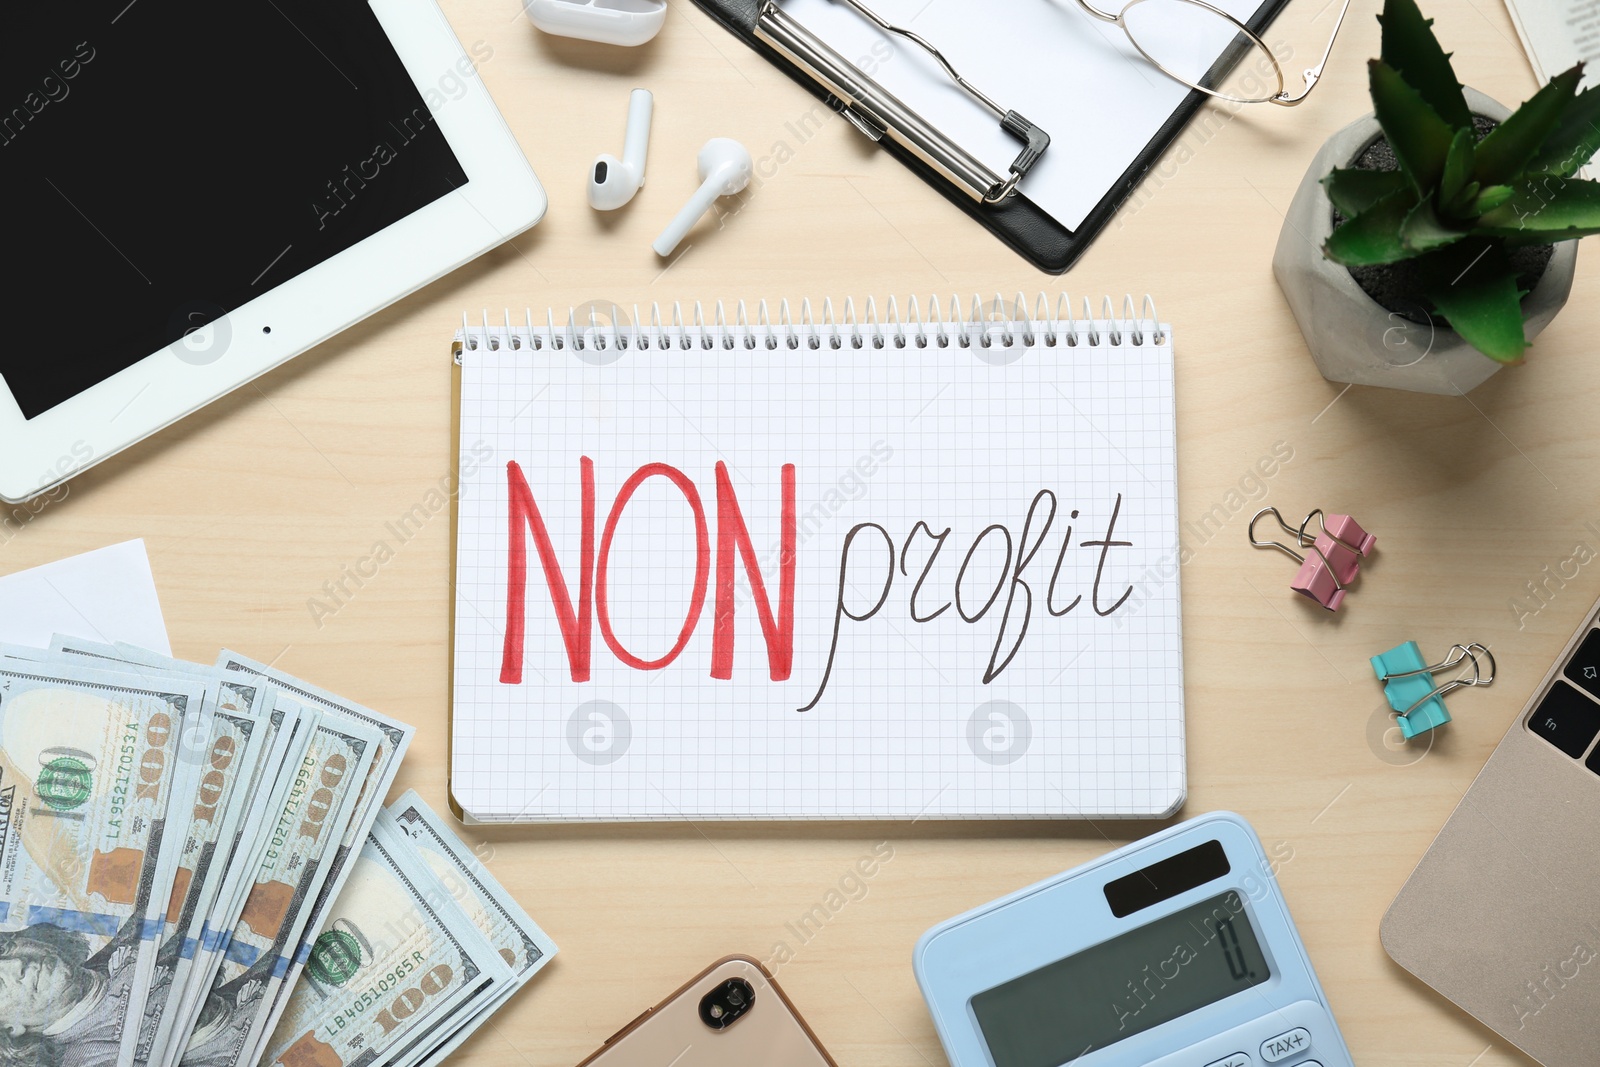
[1,0,545,503]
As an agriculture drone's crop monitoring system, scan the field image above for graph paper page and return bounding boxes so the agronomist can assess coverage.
[452,321,1182,820]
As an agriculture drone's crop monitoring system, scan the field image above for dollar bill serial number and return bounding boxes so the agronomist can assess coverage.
[326,951,454,1037]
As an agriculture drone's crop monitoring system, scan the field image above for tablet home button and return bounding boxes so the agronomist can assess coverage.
[1260,1027,1312,1062]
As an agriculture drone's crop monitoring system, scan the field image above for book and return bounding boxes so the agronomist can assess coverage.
[448,294,1182,820]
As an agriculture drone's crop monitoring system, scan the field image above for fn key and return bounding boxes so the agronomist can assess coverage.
[1528,682,1600,759]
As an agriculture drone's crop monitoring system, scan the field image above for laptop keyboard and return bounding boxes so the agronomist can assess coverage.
[1562,629,1600,699]
[1528,628,1600,768]
[1529,683,1600,758]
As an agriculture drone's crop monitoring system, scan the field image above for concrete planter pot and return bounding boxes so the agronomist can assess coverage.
[1272,87,1578,395]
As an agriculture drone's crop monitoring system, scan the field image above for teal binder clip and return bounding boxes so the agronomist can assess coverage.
[1371,641,1496,738]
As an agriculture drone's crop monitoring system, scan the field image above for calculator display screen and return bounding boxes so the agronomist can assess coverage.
[971,891,1270,1067]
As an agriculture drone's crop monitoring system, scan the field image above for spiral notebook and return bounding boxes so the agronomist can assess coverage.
[447,294,1182,822]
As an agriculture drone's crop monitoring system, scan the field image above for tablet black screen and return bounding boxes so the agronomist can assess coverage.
[1,0,469,419]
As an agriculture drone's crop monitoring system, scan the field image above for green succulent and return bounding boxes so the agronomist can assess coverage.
[1321,0,1600,362]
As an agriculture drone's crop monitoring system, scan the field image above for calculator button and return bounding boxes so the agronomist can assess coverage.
[1564,630,1600,699]
[1260,1028,1311,1062]
[1527,682,1600,759]
[1204,1054,1250,1067]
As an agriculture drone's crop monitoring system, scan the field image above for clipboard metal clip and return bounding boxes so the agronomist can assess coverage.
[754,0,1050,204]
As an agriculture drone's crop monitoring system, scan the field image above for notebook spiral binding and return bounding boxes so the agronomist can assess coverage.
[453,293,1164,362]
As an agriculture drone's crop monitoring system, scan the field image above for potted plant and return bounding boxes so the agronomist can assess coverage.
[1273,0,1600,394]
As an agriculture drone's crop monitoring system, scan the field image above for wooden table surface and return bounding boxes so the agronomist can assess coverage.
[16,0,1599,1064]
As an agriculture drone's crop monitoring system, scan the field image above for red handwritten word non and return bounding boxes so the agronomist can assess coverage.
[501,459,796,684]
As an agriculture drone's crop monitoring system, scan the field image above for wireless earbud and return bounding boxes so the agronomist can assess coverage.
[652,138,753,257]
[588,89,653,211]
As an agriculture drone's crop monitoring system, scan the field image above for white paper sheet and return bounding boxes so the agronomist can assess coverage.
[1505,0,1600,87]
[779,0,1268,230]
[1503,0,1598,173]
[0,539,171,654]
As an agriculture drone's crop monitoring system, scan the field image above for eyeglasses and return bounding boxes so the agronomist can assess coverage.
[827,0,1353,110]
[754,0,1350,205]
[1077,0,1354,105]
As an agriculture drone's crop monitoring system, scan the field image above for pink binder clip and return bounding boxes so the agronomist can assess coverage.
[1249,507,1376,612]
[1322,513,1376,556]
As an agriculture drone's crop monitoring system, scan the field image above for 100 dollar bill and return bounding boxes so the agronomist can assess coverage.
[179,716,381,1067]
[261,822,510,1067]
[162,699,315,1067]
[44,638,283,1067]
[44,639,223,1067]
[386,790,556,1067]
[0,662,209,1067]
[215,652,415,1065]
[141,673,277,1066]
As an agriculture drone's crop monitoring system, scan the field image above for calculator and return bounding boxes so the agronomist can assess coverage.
[914,812,1354,1067]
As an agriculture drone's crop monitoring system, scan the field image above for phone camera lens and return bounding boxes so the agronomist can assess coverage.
[699,977,756,1031]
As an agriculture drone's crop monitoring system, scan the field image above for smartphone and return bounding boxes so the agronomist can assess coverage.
[576,955,839,1067]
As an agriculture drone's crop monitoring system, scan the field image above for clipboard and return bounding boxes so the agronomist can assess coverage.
[687,0,1291,273]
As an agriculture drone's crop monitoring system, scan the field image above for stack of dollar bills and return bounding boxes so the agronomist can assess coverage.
[0,637,556,1067]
